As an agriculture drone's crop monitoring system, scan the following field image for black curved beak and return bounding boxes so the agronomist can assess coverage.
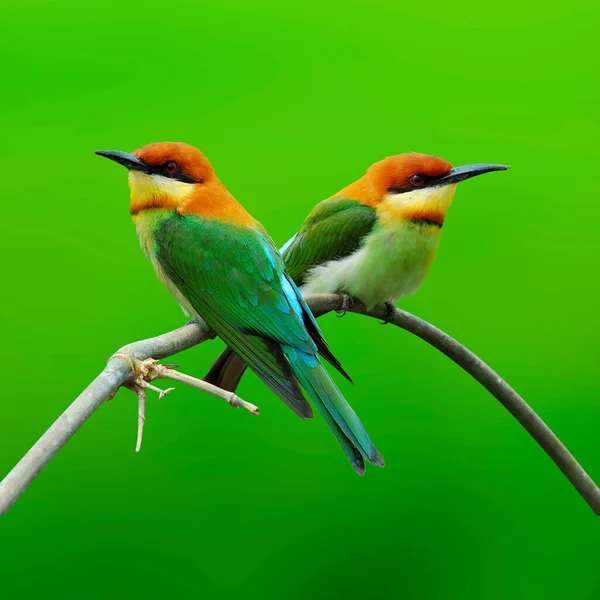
[437,163,510,186]
[95,150,149,173]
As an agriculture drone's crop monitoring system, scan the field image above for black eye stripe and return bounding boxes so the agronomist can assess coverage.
[387,172,448,194]
[147,162,203,184]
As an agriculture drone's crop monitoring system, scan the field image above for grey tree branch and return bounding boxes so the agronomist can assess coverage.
[0,322,215,515]
[0,294,598,516]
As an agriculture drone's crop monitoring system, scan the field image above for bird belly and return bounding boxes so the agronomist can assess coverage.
[300,222,441,309]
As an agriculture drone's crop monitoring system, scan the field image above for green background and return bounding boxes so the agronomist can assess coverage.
[1,0,599,597]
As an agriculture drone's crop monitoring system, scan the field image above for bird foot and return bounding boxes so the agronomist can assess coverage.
[379,302,397,325]
[336,293,355,318]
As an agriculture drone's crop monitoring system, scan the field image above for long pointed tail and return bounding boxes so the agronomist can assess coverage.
[282,345,384,473]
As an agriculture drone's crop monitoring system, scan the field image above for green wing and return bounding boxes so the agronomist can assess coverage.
[282,197,377,285]
[154,213,346,417]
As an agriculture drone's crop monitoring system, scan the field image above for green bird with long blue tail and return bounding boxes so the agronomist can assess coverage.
[96,141,383,474]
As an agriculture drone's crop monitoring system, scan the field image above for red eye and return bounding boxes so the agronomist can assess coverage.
[410,174,424,187]
[164,161,178,174]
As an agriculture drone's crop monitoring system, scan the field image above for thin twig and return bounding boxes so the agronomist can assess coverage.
[132,357,260,417]
[131,357,256,452]
[132,357,175,452]
[0,294,598,516]
[160,368,260,415]
[134,384,146,453]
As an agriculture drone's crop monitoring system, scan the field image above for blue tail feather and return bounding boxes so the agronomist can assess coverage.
[283,346,384,470]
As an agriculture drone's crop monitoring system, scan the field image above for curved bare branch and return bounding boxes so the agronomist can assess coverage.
[312,294,600,515]
[0,294,598,516]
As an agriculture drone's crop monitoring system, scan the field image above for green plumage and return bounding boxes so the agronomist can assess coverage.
[282,197,377,285]
[205,198,378,396]
[152,212,382,472]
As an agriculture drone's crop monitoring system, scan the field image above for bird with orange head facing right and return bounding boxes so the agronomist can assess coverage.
[95,142,383,475]
[206,153,509,392]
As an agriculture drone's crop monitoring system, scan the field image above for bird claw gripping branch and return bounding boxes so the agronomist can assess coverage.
[336,293,355,318]
[379,302,397,325]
